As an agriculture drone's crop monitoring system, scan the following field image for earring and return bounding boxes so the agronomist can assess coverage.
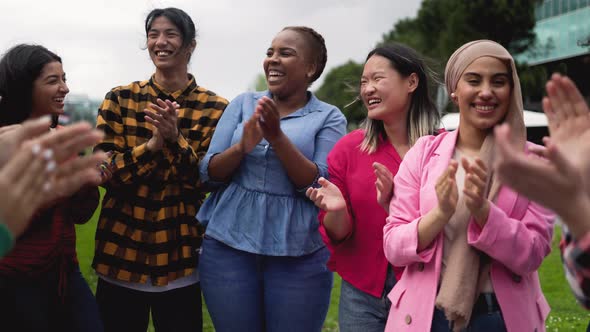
[450,92,456,98]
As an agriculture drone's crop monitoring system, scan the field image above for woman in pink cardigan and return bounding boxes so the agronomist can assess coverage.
[383,40,555,332]
[306,43,440,331]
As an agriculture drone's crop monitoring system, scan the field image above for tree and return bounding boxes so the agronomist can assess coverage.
[248,73,267,92]
[315,61,365,129]
[382,0,539,61]
[316,0,544,125]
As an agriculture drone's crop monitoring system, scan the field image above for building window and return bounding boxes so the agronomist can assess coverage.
[561,0,569,11]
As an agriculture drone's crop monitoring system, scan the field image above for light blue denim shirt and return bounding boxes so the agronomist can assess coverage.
[197,91,347,256]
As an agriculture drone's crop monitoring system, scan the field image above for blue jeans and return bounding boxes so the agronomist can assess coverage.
[200,235,333,332]
[338,266,397,332]
[431,306,507,332]
[0,265,103,332]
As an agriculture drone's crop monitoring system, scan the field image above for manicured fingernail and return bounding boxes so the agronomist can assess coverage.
[31,143,41,155]
[43,149,54,160]
[46,160,56,172]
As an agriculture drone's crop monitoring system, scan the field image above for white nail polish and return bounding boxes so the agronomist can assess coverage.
[31,143,41,155]
[43,149,54,160]
[46,160,56,172]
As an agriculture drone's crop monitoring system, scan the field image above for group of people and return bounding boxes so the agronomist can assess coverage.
[0,5,589,332]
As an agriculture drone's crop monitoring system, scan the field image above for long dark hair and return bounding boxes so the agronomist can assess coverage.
[360,43,440,153]
[0,44,62,126]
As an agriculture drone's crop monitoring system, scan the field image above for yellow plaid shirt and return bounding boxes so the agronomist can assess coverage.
[93,74,227,285]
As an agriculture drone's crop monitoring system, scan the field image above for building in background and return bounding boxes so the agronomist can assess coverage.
[517,0,590,108]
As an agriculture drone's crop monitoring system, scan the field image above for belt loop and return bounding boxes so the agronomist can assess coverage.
[484,293,494,313]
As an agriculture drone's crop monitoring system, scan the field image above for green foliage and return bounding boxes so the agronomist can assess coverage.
[382,0,539,60]
[315,60,364,129]
[518,63,548,103]
[249,73,268,92]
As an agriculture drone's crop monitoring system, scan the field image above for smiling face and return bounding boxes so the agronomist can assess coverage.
[360,54,416,124]
[263,29,316,98]
[147,16,194,72]
[30,61,69,119]
[455,56,512,132]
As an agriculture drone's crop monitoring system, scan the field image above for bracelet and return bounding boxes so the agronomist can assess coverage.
[0,221,15,258]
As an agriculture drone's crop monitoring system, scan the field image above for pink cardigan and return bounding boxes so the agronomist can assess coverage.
[319,130,404,297]
[383,130,554,332]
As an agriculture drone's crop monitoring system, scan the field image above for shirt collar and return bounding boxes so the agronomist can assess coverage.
[148,74,197,103]
[255,90,322,118]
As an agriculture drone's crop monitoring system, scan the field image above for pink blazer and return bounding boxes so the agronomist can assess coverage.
[383,130,554,332]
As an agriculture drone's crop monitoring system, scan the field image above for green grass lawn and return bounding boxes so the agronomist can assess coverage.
[76,188,589,331]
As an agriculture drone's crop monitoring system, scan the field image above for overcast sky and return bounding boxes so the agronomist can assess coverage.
[0,0,422,101]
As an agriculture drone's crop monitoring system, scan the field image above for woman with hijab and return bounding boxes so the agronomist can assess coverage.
[382,40,555,331]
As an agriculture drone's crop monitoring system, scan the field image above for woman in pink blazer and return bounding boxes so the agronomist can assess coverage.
[383,40,555,332]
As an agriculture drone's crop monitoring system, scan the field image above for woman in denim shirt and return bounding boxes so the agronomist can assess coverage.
[197,26,347,332]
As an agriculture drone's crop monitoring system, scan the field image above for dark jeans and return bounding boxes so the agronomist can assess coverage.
[199,235,333,332]
[0,265,103,332]
[338,266,397,332]
[431,294,507,332]
[96,278,202,332]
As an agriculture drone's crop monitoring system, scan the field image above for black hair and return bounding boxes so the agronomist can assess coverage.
[360,43,441,152]
[282,26,327,84]
[0,44,62,126]
[145,7,197,49]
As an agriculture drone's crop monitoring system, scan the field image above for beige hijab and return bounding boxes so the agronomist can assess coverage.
[435,40,526,331]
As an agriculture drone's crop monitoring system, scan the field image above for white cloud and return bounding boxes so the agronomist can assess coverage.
[0,0,421,101]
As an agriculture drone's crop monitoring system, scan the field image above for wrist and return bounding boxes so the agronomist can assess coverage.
[435,206,454,222]
[560,192,590,239]
[473,200,490,226]
[146,137,161,152]
[267,131,286,146]
[235,142,246,156]
[166,129,179,143]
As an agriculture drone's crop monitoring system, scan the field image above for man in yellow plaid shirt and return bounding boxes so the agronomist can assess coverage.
[92,7,227,332]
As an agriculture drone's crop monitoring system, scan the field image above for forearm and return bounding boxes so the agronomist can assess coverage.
[559,192,590,240]
[64,186,100,224]
[207,144,245,182]
[269,133,317,189]
[162,133,201,183]
[323,209,352,242]
[417,206,451,251]
[101,143,161,185]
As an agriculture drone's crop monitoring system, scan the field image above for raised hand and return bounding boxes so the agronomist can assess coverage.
[97,151,114,184]
[495,73,590,214]
[542,74,590,185]
[435,160,459,219]
[144,98,179,143]
[373,162,393,213]
[461,157,490,225]
[34,122,106,202]
[0,116,53,167]
[256,96,283,143]
[0,122,105,237]
[239,111,264,155]
[495,124,584,215]
[544,73,590,136]
[306,177,347,212]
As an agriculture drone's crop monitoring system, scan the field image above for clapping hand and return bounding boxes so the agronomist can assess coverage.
[373,162,394,213]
